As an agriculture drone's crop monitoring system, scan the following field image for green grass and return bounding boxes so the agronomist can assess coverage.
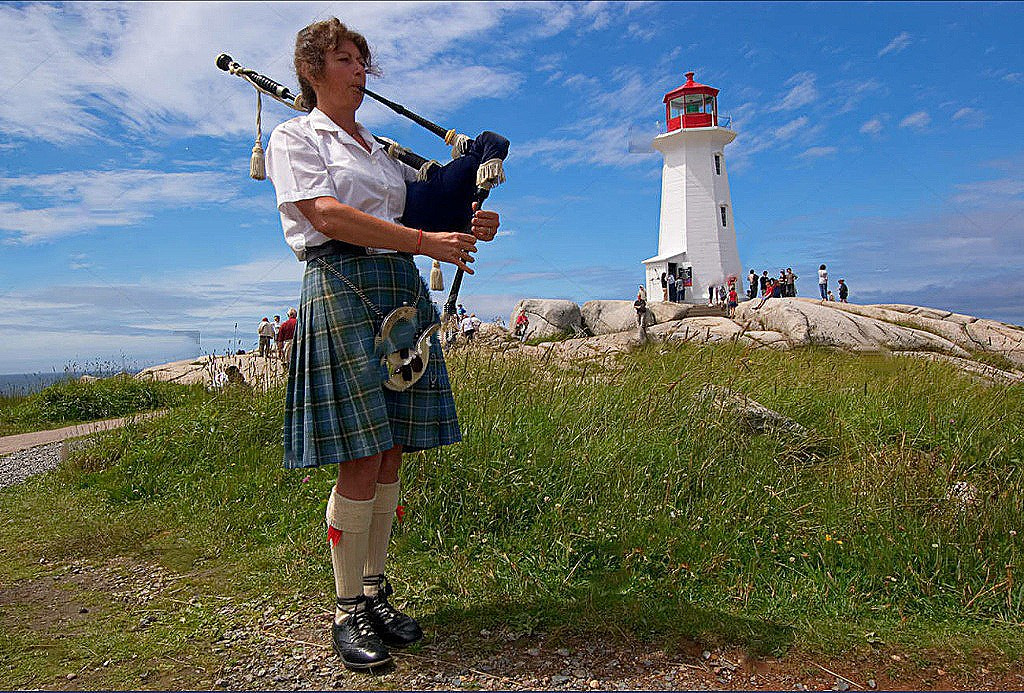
[1,343,1022,687]
[0,376,208,436]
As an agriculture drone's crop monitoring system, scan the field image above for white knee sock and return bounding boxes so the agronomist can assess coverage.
[364,480,401,598]
[326,487,374,624]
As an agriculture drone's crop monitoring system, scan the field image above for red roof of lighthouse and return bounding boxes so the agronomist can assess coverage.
[663,71,719,103]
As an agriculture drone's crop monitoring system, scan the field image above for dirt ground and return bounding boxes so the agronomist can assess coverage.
[3,556,1023,692]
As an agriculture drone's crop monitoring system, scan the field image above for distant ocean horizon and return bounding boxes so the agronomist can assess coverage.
[0,370,142,396]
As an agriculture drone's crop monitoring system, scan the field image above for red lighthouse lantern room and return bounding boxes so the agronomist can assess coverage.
[664,71,719,131]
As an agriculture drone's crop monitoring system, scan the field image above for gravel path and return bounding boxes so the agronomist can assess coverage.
[0,441,66,490]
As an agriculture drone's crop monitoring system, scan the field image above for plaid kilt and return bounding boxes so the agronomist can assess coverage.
[283,252,460,469]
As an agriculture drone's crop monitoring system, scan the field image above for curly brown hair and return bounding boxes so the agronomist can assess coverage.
[294,18,379,111]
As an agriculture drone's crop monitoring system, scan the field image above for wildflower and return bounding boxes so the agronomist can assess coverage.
[825,534,832,542]
[836,540,843,546]
[931,543,938,548]
[395,505,405,522]
[301,475,310,483]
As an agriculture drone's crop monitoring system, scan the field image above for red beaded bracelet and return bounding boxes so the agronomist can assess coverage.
[416,228,423,254]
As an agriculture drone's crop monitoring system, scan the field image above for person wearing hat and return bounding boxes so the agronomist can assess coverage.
[264,17,500,672]
[838,278,849,303]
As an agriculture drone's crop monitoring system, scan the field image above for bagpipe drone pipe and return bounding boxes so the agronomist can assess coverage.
[215,54,509,322]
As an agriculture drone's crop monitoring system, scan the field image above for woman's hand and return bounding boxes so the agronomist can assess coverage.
[420,231,479,274]
[470,202,500,242]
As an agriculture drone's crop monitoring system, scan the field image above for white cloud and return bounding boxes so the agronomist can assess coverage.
[878,32,912,57]
[626,22,657,41]
[860,118,884,135]
[952,107,986,129]
[899,111,931,129]
[772,72,819,111]
[798,146,838,159]
[0,2,609,145]
[0,169,245,243]
[952,177,1024,205]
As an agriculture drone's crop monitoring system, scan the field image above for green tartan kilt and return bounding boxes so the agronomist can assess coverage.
[284,252,460,469]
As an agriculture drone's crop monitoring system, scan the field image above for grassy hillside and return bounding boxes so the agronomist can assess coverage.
[1,342,1022,686]
[0,376,207,436]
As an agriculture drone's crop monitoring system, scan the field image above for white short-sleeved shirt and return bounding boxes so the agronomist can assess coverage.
[818,268,828,284]
[265,107,417,260]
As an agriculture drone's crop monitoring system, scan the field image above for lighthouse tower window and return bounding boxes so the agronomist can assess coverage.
[720,205,728,227]
[714,154,722,175]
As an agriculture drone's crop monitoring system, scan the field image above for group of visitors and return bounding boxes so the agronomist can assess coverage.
[746,267,798,301]
[659,271,689,303]
[257,309,298,368]
[455,304,483,342]
[748,264,849,309]
[816,265,849,303]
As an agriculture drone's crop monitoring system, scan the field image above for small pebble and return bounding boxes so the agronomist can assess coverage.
[66,674,77,681]
[868,679,877,690]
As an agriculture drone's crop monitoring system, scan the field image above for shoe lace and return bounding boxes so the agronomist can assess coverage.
[366,577,403,625]
[349,609,379,640]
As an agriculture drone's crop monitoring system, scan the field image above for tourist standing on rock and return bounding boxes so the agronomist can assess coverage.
[460,313,480,341]
[263,17,500,673]
[634,290,648,340]
[818,264,829,301]
[514,310,529,342]
[727,285,738,318]
[747,269,757,300]
[257,317,275,358]
[838,278,849,303]
[273,315,283,360]
[760,270,769,297]
[278,308,298,369]
[660,272,668,301]
[785,268,797,297]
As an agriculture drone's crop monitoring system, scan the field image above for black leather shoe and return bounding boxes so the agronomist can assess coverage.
[363,574,423,648]
[331,597,392,672]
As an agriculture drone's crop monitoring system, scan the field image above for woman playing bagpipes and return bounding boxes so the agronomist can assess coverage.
[263,18,500,672]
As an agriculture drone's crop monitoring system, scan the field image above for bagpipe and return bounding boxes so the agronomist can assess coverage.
[214,54,509,326]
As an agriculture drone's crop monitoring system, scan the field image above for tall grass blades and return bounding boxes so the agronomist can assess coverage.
[1,343,1021,658]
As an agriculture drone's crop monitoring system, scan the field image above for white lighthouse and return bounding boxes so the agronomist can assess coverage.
[643,71,742,305]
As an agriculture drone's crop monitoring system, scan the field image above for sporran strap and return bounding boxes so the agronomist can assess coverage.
[315,257,424,321]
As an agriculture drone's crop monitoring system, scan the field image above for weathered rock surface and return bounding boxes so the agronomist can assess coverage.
[581,300,691,335]
[647,316,744,344]
[135,353,284,389]
[698,385,809,438]
[735,298,970,357]
[894,351,1024,385]
[805,300,1024,368]
[511,299,582,340]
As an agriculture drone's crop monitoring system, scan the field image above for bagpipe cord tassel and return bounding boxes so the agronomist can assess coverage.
[449,132,472,159]
[416,159,440,182]
[249,91,266,181]
[430,259,444,291]
[476,157,506,190]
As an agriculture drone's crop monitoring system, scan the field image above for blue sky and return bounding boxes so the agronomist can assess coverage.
[1,1,1022,374]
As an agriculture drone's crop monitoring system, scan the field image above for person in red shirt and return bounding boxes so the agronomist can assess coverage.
[727,285,738,318]
[278,308,298,369]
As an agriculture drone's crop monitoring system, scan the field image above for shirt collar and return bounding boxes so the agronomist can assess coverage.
[308,108,382,154]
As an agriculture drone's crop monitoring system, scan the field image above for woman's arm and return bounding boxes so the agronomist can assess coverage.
[294,196,497,274]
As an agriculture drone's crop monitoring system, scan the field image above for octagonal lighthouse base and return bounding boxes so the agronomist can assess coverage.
[643,123,742,306]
